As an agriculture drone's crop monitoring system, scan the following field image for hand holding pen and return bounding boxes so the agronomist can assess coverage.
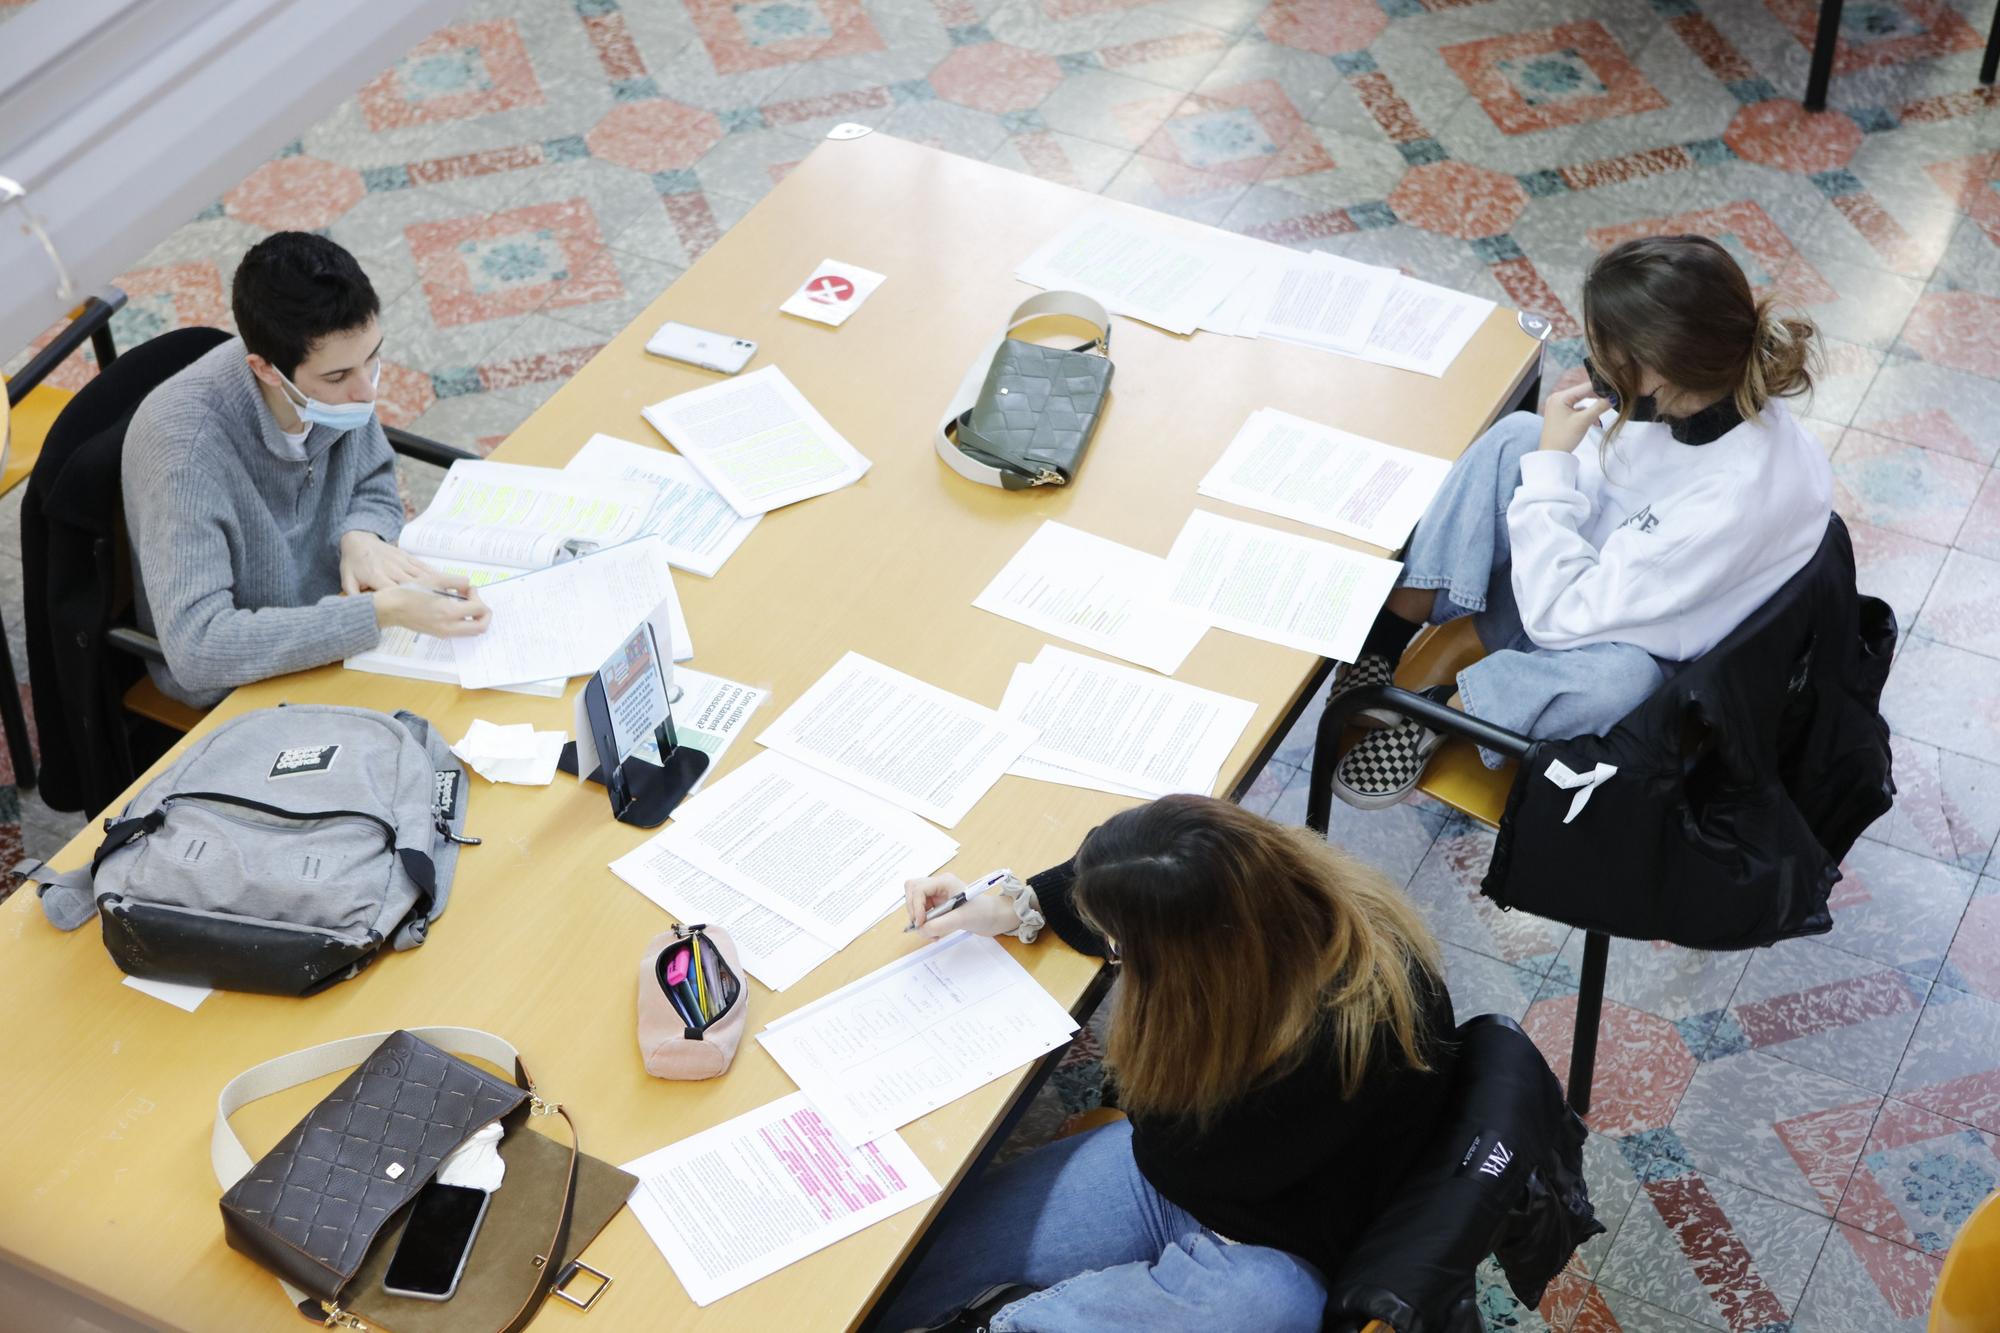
[903,869,1019,940]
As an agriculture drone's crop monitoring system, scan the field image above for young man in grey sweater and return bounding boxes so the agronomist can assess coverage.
[124,232,490,708]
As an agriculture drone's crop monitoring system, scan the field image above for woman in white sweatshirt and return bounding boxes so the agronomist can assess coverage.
[1331,234,1833,808]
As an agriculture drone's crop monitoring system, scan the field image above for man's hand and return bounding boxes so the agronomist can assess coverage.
[340,531,457,596]
[373,585,492,638]
[1539,383,1607,453]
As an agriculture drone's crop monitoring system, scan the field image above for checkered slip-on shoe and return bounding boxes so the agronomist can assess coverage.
[1327,652,1401,729]
[1333,712,1448,811]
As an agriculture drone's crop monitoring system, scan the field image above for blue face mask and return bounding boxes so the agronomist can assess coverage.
[280,360,380,433]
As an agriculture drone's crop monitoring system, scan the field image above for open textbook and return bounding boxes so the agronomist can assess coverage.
[345,459,656,693]
[401,458,649,569]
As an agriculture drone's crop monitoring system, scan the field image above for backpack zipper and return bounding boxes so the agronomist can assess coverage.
[163,791,397,847]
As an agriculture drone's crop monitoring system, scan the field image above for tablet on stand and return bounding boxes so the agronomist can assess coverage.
[569,616,708,827]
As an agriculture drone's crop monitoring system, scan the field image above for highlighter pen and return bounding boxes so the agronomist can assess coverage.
[691,938,711,1018]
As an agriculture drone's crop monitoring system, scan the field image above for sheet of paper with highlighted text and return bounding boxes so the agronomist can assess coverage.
[624,1091,938,1306]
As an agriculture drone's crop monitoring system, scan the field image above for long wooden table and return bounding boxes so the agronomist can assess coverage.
[0,130,1538,1331]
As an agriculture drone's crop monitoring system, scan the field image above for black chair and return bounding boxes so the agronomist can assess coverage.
[3,289,128,787]
[21,325,474,815]
[1009,1017,1605,1333]
[1307,515,1896,1118]
[1325,1015,1603,1333]
[1805,0,2000,110]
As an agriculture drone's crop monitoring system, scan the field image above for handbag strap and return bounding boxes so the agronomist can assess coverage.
[935,290,1112,488]
[213,1027,581,1331]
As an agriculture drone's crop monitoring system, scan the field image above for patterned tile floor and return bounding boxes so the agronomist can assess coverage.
[6,0,2000,1326]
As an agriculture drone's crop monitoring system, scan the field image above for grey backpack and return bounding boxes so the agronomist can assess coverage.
[33,704,476,995]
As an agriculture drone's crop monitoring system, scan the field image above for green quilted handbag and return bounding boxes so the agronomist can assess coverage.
[936,291,1114,489]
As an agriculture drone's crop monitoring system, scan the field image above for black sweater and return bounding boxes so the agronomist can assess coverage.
[1029,860,1458,1274]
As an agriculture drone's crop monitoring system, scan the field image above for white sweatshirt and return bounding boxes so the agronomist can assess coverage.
[1506,400,1833,662]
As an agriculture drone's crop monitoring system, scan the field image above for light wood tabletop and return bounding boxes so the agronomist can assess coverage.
[0,130,1538,1331]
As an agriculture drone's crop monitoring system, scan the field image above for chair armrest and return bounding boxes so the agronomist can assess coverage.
[1326,683,1535,761]
[105,626,166,665]
[1307,682,1534,835]
[6,288,127,405]
[384,425,476,468]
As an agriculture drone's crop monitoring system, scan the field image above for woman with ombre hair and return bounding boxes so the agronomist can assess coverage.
[880,794,1457,1333]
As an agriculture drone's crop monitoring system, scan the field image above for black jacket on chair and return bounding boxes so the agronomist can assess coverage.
[21,327,231,814]
[1322,1015,1603,1333]
[1482,514,1896,950]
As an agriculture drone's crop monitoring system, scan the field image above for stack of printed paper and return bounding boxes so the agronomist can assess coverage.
[1164,510,1403,663]
[1015,209,1254,336]
[608,841,835,992]
[1198,408,1452,550]
[1017,212,1495,375]
[642,365,870,517]
[641,751,959,952]
[757,932,1079,1148]
[562,433,761,577]
[756,652,1038,829]
[624,1091,940,1306]
[1000,646,1255,799]
[973,520,1207,676]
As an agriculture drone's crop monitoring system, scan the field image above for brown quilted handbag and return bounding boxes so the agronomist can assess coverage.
[215,1028,633,1330]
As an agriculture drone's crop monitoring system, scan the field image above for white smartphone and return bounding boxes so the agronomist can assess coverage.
[646,321,757,375]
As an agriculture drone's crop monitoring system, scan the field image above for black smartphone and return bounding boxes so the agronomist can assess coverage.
[382,1181,491,1301]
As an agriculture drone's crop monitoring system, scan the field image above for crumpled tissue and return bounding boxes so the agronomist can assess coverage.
[451,720,568,786]
[435,1121,506,1191]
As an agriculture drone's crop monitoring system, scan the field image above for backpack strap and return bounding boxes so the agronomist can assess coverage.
[390,709,475,951]
[18,805,160,931]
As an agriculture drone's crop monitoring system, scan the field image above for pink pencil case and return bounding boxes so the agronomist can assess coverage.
[638,923,747,1080]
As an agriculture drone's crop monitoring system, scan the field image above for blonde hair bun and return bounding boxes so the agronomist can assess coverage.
[1739,300,1818,419]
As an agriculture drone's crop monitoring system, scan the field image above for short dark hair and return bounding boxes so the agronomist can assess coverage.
[231,232,380,379]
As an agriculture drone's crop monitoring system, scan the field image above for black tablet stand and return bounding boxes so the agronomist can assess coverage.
[557,717,708,829]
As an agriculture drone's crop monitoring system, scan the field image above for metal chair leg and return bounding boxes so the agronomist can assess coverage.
[0,612,35,790]
[1982,0,1998,85]
[1805,0,1844,111]
[89,323,119,373]
[1305,689,1342,836]
[1568,930,1608,1116]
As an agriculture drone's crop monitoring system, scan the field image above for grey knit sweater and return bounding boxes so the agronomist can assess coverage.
[123,338,405,707]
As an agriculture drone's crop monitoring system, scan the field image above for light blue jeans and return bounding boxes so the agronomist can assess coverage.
[1401,412,1669,767]
[872,1121,1326,1333]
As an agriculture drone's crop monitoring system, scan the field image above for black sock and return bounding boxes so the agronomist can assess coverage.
[1361,608,1423,662]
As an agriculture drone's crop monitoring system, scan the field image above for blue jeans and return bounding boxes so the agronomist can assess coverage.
[1402,411,1669,767]
[873,1121,1326,1333]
